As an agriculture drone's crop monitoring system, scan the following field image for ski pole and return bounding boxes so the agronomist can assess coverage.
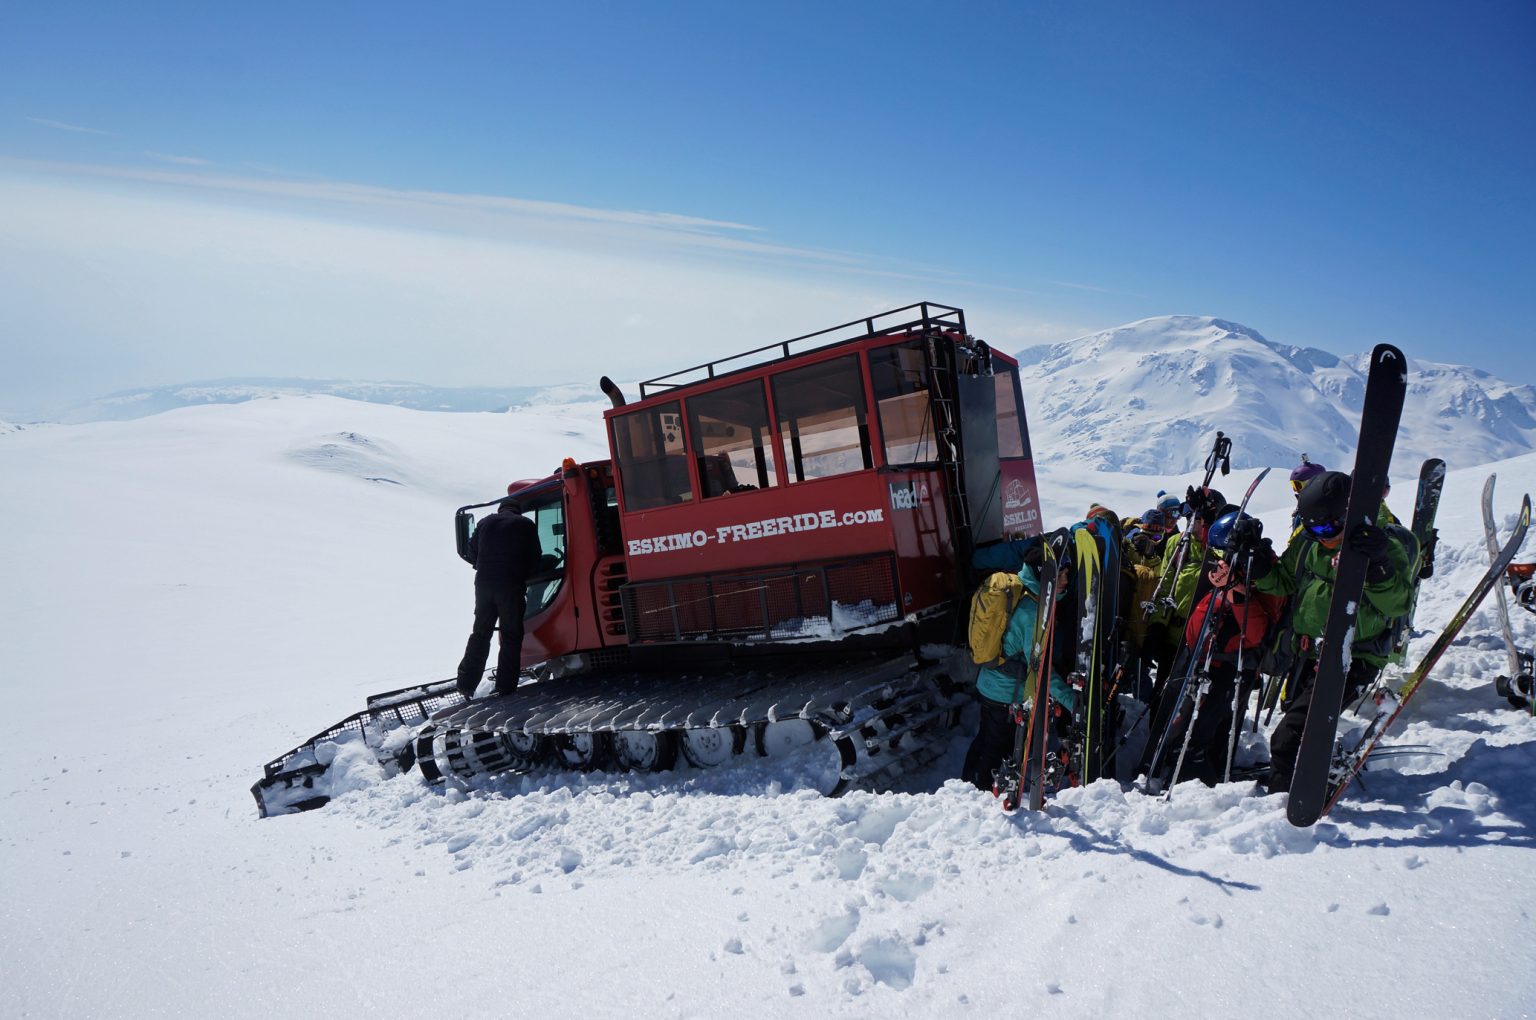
[1166,610,1226,796]
[1142,431,1230,614]
[1224,549,1256,783]
[1164,670,1212,798]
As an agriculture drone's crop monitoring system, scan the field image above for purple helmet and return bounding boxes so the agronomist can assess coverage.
[1290,455,1326,490]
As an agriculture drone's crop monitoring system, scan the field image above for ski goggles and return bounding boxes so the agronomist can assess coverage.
[1304,517,1345,539]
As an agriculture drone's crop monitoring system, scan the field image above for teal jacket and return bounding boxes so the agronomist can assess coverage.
[975,563,1072,708]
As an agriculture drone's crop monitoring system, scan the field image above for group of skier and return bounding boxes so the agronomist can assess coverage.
[961,453,1428,800]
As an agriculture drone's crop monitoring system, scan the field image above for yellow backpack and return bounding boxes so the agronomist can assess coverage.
[968,571,1027,666]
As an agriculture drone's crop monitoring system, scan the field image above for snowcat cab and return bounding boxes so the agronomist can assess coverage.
[253,302,1043,816]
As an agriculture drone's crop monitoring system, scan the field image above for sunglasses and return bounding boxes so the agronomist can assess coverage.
[1305,518,1345,539]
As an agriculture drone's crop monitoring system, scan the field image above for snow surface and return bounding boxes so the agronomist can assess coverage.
[2,396,1535,1018]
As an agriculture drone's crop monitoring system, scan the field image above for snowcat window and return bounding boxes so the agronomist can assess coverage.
[993,365,1030,459]
[686,380,778,498]
[611,402,693,511]
[771,355,873,482]
[524,490,567,616]
[870,341,937,465]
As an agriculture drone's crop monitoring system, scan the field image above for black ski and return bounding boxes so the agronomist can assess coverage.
[1388,458,1446,662]
[1287,343,1408,827]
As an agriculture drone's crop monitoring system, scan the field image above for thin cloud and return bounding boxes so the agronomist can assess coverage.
[25,116,113,136]
[0,157,929,277]
[1047,278,1148,298]
[146,151,214,167]
[4,156,755,232]
[0,159,1099,341]
[0,157,1048,295]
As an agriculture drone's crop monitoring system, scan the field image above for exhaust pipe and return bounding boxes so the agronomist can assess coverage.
[599,376,626,408]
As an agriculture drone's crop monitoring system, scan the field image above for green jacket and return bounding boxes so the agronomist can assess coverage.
[1253,531,1414,666]
[1145,530,1208,627]
[976,563,1071,708]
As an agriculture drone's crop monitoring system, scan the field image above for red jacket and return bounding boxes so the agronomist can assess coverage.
[1184,586,1284,656]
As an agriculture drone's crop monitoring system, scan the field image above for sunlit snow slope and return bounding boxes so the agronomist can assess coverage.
[1,395,1533,1018]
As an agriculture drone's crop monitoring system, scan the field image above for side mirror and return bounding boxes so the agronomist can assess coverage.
[454,510,475,565]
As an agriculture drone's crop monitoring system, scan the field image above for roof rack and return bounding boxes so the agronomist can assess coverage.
[637,301,966,400]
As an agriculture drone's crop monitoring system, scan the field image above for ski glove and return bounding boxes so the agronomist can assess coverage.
[1349,523,1394,582]
[1237,538,1276,581]
[1227,517,1263,559]
[1184,486,1227,523]
[1418,528,1438,580]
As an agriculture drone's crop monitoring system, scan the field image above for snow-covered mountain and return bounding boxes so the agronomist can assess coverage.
[1015,316,1536,476]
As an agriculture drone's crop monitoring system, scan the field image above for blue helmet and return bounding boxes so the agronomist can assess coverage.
[1208,510,1257,551]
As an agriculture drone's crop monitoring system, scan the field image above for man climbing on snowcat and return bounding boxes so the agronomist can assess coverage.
[456,494,543,699]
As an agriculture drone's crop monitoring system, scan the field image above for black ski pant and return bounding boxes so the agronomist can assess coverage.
[1137,644,1195,780]
[1177,662,1261,786]
[1268,656,1379,792]
[962,694,1018,792]
[457,581,527,697]
[1140,621,1183,701]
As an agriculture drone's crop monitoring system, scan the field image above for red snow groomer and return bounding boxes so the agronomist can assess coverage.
[254,303,1043,815]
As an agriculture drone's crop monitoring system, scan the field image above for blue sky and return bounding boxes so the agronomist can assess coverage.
[1,1,1533,419]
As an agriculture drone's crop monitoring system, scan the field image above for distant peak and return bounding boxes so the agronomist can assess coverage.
[1009,314,1536,474]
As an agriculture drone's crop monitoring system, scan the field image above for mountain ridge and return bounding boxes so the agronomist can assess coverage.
[1013,315,1536,475]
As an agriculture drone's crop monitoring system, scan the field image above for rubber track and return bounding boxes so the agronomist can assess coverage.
[412,652,968,793]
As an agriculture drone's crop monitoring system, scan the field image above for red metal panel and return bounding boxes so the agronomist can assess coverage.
[1000,458,1044,538]
[883,467,957,613]
[620,471,898,582]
